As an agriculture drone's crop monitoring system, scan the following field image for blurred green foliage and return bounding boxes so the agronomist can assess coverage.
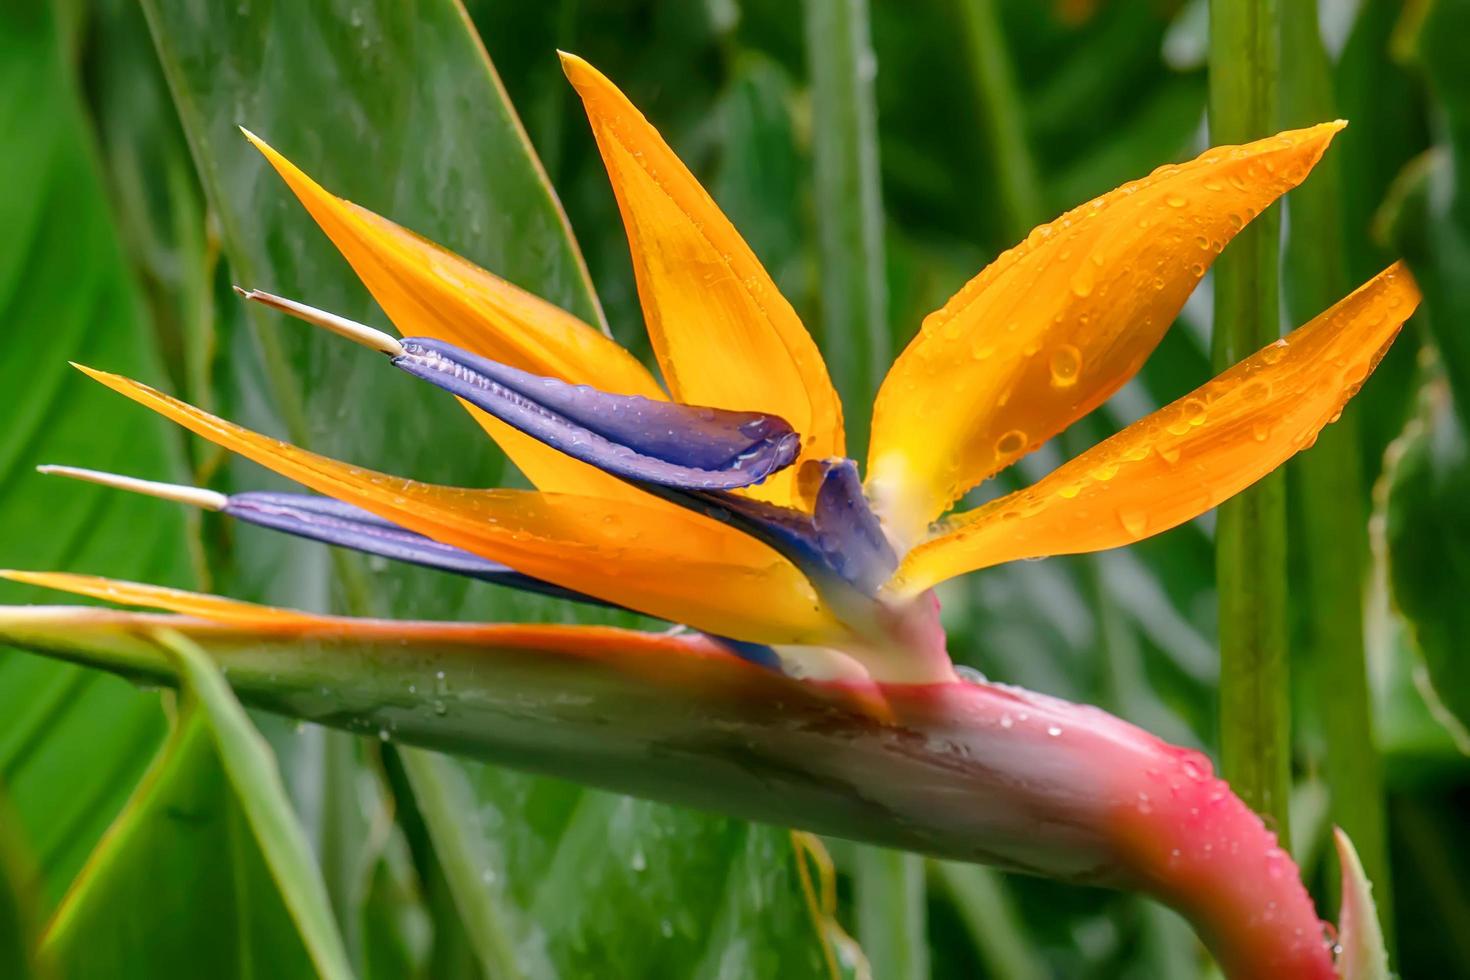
[1,0,1468,976]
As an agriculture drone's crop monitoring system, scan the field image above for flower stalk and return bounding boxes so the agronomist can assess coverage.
[0,606,1337,977]
[1280,0,1391,927]
[1208,0,1294,842]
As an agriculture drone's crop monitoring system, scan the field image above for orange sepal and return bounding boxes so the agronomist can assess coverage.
[561,53,843,506]
[244,129,659,503]
[74,368,843,646]
[893,263,1419,593]
[869,123,1346,543]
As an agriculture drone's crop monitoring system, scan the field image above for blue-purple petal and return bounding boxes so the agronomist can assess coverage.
[392,339,799,490]
[645,459,897,607]
[224,492,782,669]
[224,492,602,606]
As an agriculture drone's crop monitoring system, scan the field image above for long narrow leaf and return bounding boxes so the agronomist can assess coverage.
[155,630,356,980]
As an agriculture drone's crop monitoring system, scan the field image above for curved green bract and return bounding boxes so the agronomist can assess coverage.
[42,714,321,980]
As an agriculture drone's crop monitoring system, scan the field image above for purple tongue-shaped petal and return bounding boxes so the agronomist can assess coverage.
[650,459,898,609]
[393,339,799,490]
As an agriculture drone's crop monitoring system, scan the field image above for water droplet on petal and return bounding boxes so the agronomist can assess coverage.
[1166,193,1188,208]
[1069,264,1096,297]
[996,430,1026,456]
[1118,509,1148,537]
[1049,344,1083,388]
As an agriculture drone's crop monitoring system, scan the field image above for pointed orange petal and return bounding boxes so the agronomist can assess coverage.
[0,571,318,626]
[244,130,659,502]
[0,575,747,660]
[893,263,1418,594]
[561,54,843,506]
[75,367,839,645]
[868,123,1346,543]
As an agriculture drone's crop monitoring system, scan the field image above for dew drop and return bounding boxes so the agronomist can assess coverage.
[1069,265,1096,298]
[999,714,1014,729]
[1046,725,1063,737]
[955,664,988,684]
[1117,509,1148,537]
[1251,420,1271,442]
[1166,194,1188,208]
[996,430,1026,456]
[1049,344,1083,388]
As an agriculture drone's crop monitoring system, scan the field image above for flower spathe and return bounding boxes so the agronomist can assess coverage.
[0,52,1419,979]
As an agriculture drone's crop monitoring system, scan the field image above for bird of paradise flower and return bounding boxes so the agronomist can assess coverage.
[0,54,1415,979]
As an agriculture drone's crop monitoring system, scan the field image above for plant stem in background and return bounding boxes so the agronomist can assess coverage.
[931,862,1045,980]
[804,1,921,968]
[1208,0,1293,844]
[1280,0,1391,936]
[954,0,1044,244]
[855,848,928,980]
[804,0,889,458]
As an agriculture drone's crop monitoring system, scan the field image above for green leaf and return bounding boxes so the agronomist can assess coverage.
[930,861,1045,980]
[135,1,830,974]
[1334,828,1391,980]
[0,806,43,980]
[1381,0,1470,740]
[854,847,928,980]
[41,712,319,980]
[157,630,356,980]
[1382,373,1470,735]
[0,0,190,908]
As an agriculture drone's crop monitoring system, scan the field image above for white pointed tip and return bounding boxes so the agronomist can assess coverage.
[37,465,228,512]
[235,287,404,356]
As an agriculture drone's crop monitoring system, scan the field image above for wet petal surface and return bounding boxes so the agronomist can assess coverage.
[245,130,660,503]
[562,54,844,506]
[893,264,1418,593]
[76,367,843,645]
[393,338,799,490]
[868,123,1345,543]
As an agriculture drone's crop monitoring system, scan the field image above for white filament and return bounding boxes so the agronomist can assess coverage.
[36,465,228,512]
[234,286,404,356]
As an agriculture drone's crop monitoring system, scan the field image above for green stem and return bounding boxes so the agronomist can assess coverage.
[804,1,924,962]
[1208,0,1293,844]
[854,847,928,980]
[1279,0,1391,938]
[930,861,1044,980]
[803,0,890,457]
[954,0,1045,242]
